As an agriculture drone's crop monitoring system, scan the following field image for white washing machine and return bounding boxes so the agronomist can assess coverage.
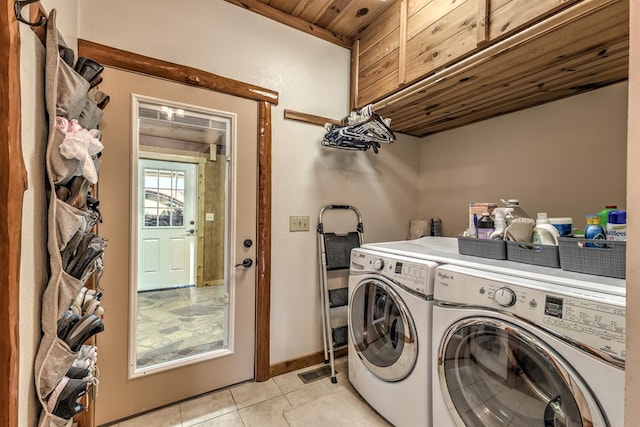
[432,264,625,427]
[349,247,438,427]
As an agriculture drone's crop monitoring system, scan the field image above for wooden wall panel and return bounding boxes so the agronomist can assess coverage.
[358,1,401,54]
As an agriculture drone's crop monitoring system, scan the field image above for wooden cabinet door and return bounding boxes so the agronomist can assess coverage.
[489,0,581,40]
[353,1,402,107]
[405,0,482,84]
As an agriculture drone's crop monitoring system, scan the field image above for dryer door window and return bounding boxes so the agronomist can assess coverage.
[438,317,607,427]
[350,279,417,382]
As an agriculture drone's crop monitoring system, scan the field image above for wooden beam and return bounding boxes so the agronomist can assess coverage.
[283,109,340,126]
[477,0,490,46]
[398,0,408,86]
[77,39,279,105]
[350,39,359,110]
[255,101,272,382]
[0,2,28,426]
[224,0,352,48]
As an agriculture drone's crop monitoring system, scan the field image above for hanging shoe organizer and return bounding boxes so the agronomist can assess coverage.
[33,9,108,427]
[321,104,396,153]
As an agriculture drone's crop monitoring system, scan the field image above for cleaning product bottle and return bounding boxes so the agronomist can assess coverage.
[606,210,627,241]
[490,208,506,240]
[501,199,530,225]
[532,212,560,245]
[476,213,494,239]
[597,205,618,228]
[585,215,606,247]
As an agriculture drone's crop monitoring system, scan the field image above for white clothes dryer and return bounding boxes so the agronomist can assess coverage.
[431,264,625,427]
[348,247,438,427]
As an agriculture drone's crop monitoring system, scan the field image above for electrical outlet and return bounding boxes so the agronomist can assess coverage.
[289,216,310,232]
[205,213,215,221]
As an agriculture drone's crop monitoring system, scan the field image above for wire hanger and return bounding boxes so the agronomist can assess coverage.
[321,105,396,154]
[14,0,46,26]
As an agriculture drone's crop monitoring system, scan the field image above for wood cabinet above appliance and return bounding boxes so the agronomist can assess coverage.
[351,0,629,137]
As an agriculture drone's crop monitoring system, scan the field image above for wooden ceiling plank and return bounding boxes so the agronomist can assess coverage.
[329,0,395,40]
[404,55,629,129]
[387,28,629,127]
[398,58,628,135]
[293,0,330,20]
[223,0,351,48]
[266,0,299,14]
[315,0,351,28]
[411,67,627,135]
[385,23,628,127]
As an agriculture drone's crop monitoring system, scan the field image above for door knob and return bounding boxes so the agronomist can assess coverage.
[235,258,253,268]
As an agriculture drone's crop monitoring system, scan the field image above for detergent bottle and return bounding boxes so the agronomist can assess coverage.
[532,212,560,245]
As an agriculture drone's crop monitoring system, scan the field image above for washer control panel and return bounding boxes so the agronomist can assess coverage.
[351,250,437,297]
[435,265,626,360]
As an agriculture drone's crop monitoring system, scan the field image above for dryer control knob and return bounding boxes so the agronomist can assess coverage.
[494,287,517,307]
[372,258,385,271]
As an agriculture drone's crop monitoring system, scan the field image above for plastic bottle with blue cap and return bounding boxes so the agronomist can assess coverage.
[606,210,626,241]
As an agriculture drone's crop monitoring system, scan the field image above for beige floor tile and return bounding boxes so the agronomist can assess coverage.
[180,389,237,426]
[118,405,183,427]
[283,386,391,427]
[238,395,292,427]
[191,411,245,427]
[284,380,334,408]
[229,378,283,409]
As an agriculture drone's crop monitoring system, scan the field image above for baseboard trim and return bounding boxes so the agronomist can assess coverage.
[269,348,347,378]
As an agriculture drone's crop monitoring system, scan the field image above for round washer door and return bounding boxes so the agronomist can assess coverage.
[438,317,608,427]
[349,278,417,382]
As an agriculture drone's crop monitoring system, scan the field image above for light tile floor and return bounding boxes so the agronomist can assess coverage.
[105,356,391,427]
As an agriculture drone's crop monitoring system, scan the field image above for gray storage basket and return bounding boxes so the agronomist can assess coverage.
[458,236,507,260]
[558,237,626,279]
[506,241,560,268]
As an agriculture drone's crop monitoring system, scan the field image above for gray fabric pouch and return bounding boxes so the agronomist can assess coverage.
[38,411,73,427]
[77,96,104,130]
[55,199,89,252]
[52,49,90,121]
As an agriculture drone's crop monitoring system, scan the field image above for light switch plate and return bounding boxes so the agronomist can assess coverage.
[289,216,310,232]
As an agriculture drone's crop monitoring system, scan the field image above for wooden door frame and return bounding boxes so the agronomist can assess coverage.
[77,40,276,382]
[1,2,28,426]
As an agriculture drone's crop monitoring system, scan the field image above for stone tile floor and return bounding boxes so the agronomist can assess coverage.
[136,286,226,368]
[106,356,391,427]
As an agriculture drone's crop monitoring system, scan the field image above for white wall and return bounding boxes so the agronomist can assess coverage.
[77,0,420,364]
[418,83,628,237]
[19,0,78,425]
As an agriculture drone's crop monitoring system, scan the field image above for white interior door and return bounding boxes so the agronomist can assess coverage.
[138,159,197,292]
[94,67,257,424]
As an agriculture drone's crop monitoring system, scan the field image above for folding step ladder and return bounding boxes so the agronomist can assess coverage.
[317,205,364,383]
